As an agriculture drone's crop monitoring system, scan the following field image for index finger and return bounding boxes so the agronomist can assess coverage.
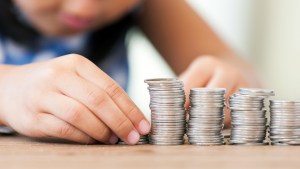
[70,55,150,135]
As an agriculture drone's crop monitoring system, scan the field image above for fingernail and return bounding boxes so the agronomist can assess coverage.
[138,120,151,135]
[109,134,118,144]
[127,130,140,145]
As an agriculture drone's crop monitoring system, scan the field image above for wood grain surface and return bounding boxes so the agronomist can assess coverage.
[0,135,300,169]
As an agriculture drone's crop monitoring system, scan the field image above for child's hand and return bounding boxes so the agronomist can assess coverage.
[179,55,261,126]
[0,54,150,144]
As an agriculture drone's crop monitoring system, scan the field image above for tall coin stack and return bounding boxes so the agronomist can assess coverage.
[187,88,226,145]
[229,88,274,145]
[145,78,186,145]
[269,100,300,145]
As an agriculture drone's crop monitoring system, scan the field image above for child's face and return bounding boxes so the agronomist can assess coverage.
[13,0,141,37]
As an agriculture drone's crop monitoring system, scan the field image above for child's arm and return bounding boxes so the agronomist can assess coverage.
[138,0,261,125]
[138,0,234,73]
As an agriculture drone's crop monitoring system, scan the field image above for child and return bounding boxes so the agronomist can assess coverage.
[0,0,260,144]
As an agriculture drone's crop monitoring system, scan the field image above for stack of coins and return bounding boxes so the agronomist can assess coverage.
[118,135,149,145]
[187,88,226,145]
[145,78,186,145]
[229,88,274,145]
[269,100,300,145]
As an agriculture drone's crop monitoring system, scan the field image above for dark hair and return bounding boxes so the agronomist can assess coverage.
[0,0,135,63]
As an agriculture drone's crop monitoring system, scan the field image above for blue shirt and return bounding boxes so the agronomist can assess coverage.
[0,33,129,90]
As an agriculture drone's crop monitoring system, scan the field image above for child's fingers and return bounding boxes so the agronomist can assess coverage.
[68,54,150,135]
[39,92,116,144]
[179,57,214,91]
[179,56,215,107]
[55,73,140,145]
[206,69,235,98]
[37,113,95,144]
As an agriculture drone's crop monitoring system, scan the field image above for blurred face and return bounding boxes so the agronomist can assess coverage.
[13,0,141,37]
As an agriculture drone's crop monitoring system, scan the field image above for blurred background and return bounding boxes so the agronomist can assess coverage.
[126,0,300,119]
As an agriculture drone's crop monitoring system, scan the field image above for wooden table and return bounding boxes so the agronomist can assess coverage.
[0,135,300,169]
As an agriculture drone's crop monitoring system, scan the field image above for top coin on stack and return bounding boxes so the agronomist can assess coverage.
[229,88,274,145]
[269,100,300,145]
[187,88,226,145]
[238,88,275,97]
[145,78,186,145]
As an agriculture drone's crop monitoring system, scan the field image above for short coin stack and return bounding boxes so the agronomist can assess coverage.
[229,88,274,145]
[145,78,186,145]
[269,100,300,145]
[187,88,226,145]
[118,135,149,145]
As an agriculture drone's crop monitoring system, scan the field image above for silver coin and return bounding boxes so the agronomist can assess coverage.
[270,142,291,146]
[189,142,225,146]
[228,142,269,146]
[238,88,275,96]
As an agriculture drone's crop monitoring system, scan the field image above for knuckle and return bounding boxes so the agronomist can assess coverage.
[127,106,140,119]
[87,89,107,108]
[114,118,129,133]
[191,55,218,70]
[216,66,228,75]
[40,65,62,81]
[196,55,216,64]
[57,124,74,137]
[65,54,89,65]
[67,53,85,60]
[202,55,218,65]
[65,105,84,124]
[105,82,124,100]
[98,127,111,140]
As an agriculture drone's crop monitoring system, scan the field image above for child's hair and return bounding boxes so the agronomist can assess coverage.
[0,0,136,63]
